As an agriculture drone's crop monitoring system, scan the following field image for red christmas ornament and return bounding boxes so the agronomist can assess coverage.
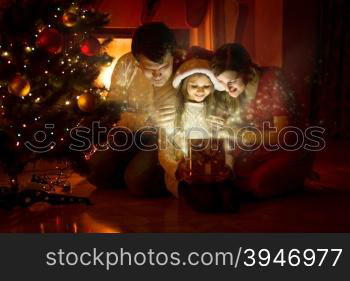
[80,37,100,56]
[36,28,64,55]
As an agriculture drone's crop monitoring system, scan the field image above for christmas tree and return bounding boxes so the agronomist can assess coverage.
[0,0,120,191]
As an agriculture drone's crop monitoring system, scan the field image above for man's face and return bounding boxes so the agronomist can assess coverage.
[138,52,174,87]
[186,74,213,102]
[216,70,246,98]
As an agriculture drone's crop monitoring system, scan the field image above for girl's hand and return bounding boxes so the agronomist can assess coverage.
[206,115,225,130]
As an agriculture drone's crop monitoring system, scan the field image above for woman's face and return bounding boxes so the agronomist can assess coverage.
[186,74,213,102]
[216,70,246,98]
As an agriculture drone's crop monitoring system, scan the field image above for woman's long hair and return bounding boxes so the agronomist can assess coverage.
[211,43,260,121]
[211,43,260,84]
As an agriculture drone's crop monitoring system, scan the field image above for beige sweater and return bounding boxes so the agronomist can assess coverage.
[109,52,176,131]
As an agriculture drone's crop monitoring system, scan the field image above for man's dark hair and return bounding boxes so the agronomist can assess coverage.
[131,22,177,63]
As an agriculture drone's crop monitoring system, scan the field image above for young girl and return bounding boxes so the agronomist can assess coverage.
[158,59,238,212]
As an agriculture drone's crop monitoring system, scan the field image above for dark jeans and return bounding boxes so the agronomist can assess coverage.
[86,131,168,197]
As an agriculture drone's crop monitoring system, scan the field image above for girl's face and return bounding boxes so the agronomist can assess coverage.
[186,74,213,102]
[216,70,246,98]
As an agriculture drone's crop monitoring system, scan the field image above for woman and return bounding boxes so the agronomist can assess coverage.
[211,43,313,198]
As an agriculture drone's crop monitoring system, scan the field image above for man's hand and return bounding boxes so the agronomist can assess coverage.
[155,105,176,128]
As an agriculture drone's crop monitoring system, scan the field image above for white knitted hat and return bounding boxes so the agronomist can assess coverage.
[172,58,225,91]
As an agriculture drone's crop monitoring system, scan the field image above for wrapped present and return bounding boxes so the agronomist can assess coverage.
[186,138,232,182]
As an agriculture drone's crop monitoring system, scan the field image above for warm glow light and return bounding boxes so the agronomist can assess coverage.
[95,38,132,89]
[81,213,121,233]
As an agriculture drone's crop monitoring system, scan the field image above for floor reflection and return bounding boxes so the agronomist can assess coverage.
[0,205,121,233]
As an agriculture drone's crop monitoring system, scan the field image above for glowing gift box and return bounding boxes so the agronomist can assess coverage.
[185,138,233,183]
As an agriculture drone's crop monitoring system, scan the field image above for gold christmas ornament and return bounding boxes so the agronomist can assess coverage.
[77,93,96,112]
[62,12,78,27]
[8,75,30,97]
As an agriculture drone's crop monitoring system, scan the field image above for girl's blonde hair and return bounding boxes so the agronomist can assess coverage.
[174,73,216,128]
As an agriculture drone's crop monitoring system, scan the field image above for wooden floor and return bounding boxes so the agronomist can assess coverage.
[1,140,350,233]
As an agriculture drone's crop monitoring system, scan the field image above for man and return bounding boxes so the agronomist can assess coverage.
[109,22,178,131]
[88,22,179,196]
